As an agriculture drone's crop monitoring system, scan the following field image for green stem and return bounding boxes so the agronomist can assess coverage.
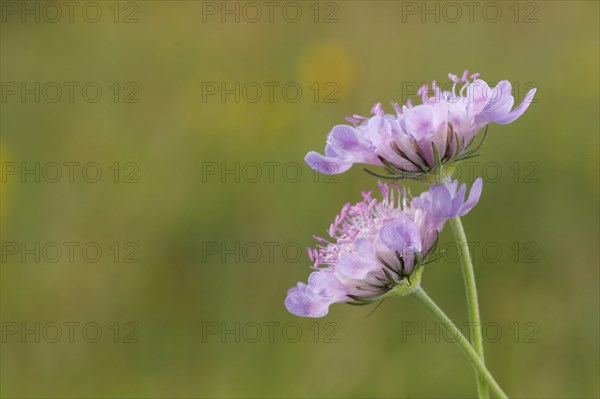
[411,286,508,399]
[448,216,488,398]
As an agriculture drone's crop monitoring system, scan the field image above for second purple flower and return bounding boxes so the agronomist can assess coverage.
[285,178,483,318]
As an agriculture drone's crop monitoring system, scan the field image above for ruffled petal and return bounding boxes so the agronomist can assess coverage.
[304,151,352,175]
[328,125,365,151]
[285,288,331,318]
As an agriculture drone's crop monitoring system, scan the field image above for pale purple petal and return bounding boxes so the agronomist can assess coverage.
[368,115,393,148]
[404,105,435,140]
[413,179,483,219]
[285,270,351,318]
[305,151,352,175]
[285,288,331,318]
[458,177,483,216]
[444,179,459,196]
[466,79,491,115]
[484,80,513,110]
[451,183,467,216]
[493,88,537,125]
[336,239,379,280]
[418,184,453,218]
[336,253,372,280]
[287,281,307,296]
[379,217,422,253]
[329,125,365,151]
[307,271,348,301]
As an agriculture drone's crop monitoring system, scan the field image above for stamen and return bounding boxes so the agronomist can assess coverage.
[313,235,329,244]
[328,224,337,237]
[460,69,469,83]
[370,103,384,116]
[432,80,441,103]
[459,82,470,97]
[345,114,365,124]
[417,84,428,103]
[365,199,375,213]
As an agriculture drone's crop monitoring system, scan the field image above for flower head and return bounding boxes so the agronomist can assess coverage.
[285,178,483,318]
[305,70,536,179]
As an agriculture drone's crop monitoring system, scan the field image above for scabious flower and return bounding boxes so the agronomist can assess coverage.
[285,178,483,318]
[305,70,537,179]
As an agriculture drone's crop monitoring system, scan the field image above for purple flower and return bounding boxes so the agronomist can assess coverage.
[285,178,483,318]
[305,70,536,178]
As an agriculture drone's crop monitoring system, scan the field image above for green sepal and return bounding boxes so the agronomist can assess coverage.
[459,125,489,159]
[432,142,442,171]
[363,168,401,181]
[454,131,463,156]
[346,266,425,306]
[377,155,404,175]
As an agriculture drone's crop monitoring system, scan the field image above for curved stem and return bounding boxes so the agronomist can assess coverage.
[448,216,488,398]
[411,286,508,399]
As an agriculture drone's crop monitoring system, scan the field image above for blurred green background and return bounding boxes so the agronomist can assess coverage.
[1,1,598,398]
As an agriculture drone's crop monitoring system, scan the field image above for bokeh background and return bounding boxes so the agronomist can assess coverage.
[1,1,598,398]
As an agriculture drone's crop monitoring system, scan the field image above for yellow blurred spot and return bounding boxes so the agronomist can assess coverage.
[297,42,356,98]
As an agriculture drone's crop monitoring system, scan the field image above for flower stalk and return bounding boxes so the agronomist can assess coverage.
[449,215,489,398]
[411,286,507,399]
